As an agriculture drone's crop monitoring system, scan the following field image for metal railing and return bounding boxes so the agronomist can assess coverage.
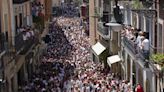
[15,32,40,55]
[122,36,149,60]
[122,36,136,54]
[15,33,24,52]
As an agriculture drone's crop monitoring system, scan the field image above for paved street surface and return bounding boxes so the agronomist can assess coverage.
[21,4,132,92]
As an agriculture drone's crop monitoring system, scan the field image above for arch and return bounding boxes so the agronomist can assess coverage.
[145,79,150,92]
[132,61,136,86]
[127,55,131,81]
[138,68,143,86]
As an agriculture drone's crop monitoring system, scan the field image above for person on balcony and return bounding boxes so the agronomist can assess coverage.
[141,36,150,59]
[125,27,134,40]
[135,31,144,47]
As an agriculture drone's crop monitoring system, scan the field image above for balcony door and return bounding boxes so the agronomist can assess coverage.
[19,13,22,27]
[15,16,18,34]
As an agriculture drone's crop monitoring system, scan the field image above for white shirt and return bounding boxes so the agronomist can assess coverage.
[142,39,149,51]
[23,34,27,41]
[135,35,142,47]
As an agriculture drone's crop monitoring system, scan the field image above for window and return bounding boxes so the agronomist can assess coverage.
[146,18,150,32]
[4,14,8,31]
[138,68,143,86]
[4,14,8,42]
[19,13,22,27]
[127,9,131,25]
[158,23,162,53]
[105,0,110,4]
[99,0,101,8]
[122,49,125,60]
[159,0,164,19]
[163,25,164,53]
[0,58,3,68]
[0,10,1,33]
[141,15,144,31]
[139,15,142,29]
[149,19,154,46]
[132,13,137,27]
[127,55,131,81]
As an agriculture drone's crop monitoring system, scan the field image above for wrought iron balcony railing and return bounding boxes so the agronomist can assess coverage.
[122,36,136,54]
[122,36,149,60]
[15,32,39,55]
[15,33,24,52]
[19,38,34,54]
[97,22,110,39]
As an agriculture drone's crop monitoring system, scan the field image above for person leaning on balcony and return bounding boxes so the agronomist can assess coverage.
[126,27,134,40]
[135,31,144,47]
[141,36,150,59]
[130,27,136,41]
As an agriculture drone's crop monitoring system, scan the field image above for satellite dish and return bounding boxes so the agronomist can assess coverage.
[142,0,153,8]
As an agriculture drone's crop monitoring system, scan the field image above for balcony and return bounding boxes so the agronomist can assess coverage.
[20,38,36,55]
[15,33,24,52]
[13,0,29,4]
[97,22,110,39]
[121,26,150,60]
[15,30,39,55]
[159,0,164,19]
[122,36,136,54]
[123,36,151,60]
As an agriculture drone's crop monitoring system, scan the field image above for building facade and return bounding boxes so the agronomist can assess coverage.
[0,0,51,92]
[89,0,164,92]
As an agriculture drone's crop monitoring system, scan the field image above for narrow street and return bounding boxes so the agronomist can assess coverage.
[22,4,131,92]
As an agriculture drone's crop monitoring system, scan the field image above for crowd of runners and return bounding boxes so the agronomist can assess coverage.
[21,3,140,92]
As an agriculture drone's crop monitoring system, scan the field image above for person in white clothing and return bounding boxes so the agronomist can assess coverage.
[135,31,144,47]
[141,36,149,59]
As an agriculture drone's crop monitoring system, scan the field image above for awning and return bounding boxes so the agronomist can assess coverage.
[92,42,106,56]
[107,55,121,67]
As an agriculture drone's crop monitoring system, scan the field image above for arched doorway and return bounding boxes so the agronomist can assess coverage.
[145,79,150,92]
[127,55,131,81]
[25,52,34,80]
[138,68,143,86]
[132,61,136,91]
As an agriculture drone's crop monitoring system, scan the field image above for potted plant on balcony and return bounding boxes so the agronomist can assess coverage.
[131,0,143,9]
[151,54,164,68]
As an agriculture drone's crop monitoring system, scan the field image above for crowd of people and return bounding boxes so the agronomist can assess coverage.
[122,25,150,59]
[31,1,44,17]
[21,4,137,92]
[60,3,80,17]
